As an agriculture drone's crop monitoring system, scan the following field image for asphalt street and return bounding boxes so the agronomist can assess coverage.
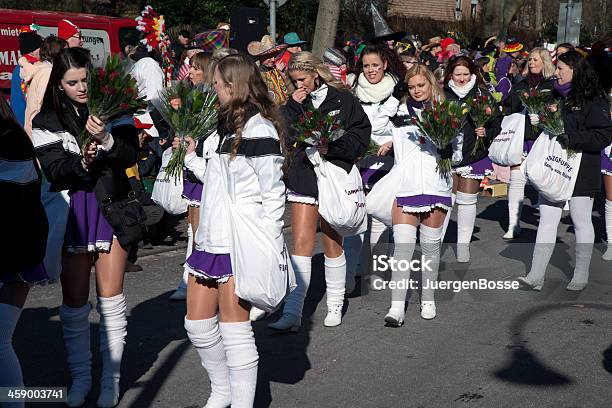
[15,190,612,408]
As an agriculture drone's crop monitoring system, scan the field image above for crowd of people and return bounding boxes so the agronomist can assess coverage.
[1,17,611,408]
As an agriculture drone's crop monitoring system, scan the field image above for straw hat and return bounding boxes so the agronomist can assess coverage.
[422,36,442,51]
[247,35,288,58]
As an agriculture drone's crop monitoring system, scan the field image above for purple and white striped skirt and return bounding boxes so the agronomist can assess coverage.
[185,249,233,283]
[64,190,113,254]
[396,194,452,214]
[453,156,494,180]
[601,149,612,176]
[182,179,203,207]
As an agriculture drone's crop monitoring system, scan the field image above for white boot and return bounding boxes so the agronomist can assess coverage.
[60,304,92,408]
[0,304,25,408]
[268,255,311,332]
[185,316,231,408]
[96,294,127,408]
[219,321,258,408]
[323,253,346,327]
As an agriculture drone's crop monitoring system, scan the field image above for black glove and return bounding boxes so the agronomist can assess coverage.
[556,133,570,148]
[437,143,453,160]
[392,81,408,100]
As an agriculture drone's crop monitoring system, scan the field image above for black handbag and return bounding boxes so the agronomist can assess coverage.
[95,182,147,247]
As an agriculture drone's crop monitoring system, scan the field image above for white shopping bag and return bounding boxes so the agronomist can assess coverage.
[220,156,296,313]
[488,113,525,167]
[151,148,188,215]
[366,164,402,227]
[523,132,582,203]
[306,147,368,237]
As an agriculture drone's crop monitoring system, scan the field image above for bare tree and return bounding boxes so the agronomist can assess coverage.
[482,0,527,38]
[311,0,342,56]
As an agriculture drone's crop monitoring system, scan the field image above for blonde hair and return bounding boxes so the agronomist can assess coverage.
[287,51,347,90]
[529,47,555,79]
[190,51,213,85]
[215,53,286,160]
[404,64,445,103]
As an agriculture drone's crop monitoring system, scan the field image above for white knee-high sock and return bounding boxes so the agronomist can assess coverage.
[370,217,389,249]
[389,224,417,309]
[96,294,127,405]
[606,200,612,245]
[527,198,563,283]
[569,197,595,284]
[0,303,24,408]
[420,224,443,302]
[60,303,92,401]
[219,321,258,408]
[456,192,479,261]
[507,169,526,232]
[441,193,456,242]
[282,255,311,318]
[344,233,364,289]
[325,252,346,308]
[185,316,231,408]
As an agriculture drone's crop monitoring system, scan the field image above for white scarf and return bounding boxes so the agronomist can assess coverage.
[448,74,477,99]
[355,73,396,103]
[310,83,328,109]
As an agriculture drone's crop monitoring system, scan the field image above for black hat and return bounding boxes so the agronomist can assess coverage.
[18,31,43,55]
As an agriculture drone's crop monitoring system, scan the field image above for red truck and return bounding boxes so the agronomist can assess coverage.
[0,8,139,96]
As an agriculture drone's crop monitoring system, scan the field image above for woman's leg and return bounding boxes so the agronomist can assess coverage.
[603,175,612,260]
[94,240,129,407]
[60,253,94,407]
[518,195,563,289]
[505,164,526,238]
[567,196,595,290]
[172,207,198,300]
[0,282,30,408]
[269,203,318,331]
[455,176,480,262]
[440,174,458,242]
[184,275,231,408]
[384,203,418,326]
[419,209,447,319]
[320,218,345,327]
[218,278,256,408]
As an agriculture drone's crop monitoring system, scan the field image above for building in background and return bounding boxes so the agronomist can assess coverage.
[387,0,480,22]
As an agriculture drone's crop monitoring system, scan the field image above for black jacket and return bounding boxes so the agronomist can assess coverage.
[32,109,139,201]
[444,84,503,167]
[282,85,371,198]
[0,119,48,275]
[503,77,555,141]
[562,97,612,196]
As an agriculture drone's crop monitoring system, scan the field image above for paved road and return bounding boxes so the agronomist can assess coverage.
[16,191,612,407]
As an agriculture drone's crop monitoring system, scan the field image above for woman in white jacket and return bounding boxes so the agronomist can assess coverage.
[379,65,462,325]
[176,53,286,408]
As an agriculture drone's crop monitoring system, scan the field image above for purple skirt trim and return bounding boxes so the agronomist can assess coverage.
[64,190,113,253]
[397,194,452,212]
[360,167,390,190]
[601,150,612,176]
[454,156,493,179]
[185,249,233,281]
[1,262,48,285]
[182,179,203,204]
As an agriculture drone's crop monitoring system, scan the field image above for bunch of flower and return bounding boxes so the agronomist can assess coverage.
[537,100,576,157]
[155,82,218,181]
[293,107,345,150]
[466,93,497,156]
[519,88,552,116]
[81,54,147,151]
[410,98,467,177]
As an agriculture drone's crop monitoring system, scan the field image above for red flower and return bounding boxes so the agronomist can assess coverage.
[101,85,112,94]
[305,111,313,119]
[419,136,426,145]
[410,117,417,124]
[119,103,129,110]
[433,113,440,121]
[451,120,459,129]
[97,68,106,81]
[109,71,119,80]
[485,106,492,116]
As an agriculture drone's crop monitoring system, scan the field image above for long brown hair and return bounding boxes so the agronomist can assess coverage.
[215,53,286,160]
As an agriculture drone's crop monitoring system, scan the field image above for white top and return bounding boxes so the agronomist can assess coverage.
[129,57,164,102]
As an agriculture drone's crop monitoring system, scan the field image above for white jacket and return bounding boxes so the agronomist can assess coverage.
[390,105,463,198]
[129,57,164,102]
[185,113,285,254]
[361,95,400,146]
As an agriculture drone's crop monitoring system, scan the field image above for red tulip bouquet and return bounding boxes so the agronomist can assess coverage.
[156,82,218,181]
[411,98,468,176]
[537,100,576,157]
[293,107,345,153]
[466,94,497,156]
[82,54,147,151]
[519,88,552,116]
